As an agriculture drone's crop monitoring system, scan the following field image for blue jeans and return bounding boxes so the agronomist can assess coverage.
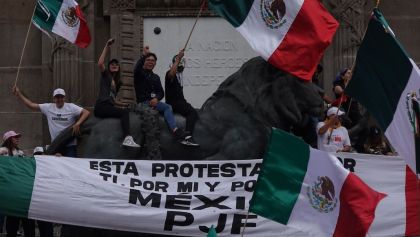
[63,145,77,157]
[145,101,177,130]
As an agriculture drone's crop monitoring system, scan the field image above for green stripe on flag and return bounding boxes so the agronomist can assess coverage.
[32,0,64,31]
[208,0,254,28]
[250,128,310,224]
[346,9,413,130]
[0,156,36,217]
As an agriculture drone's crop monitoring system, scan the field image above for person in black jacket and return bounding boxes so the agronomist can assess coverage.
[94,38,140,148]
[165,49,199,146]
[133,46,195,146]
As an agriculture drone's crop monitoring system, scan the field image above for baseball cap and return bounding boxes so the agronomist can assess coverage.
[2,131,21,146]
[33,146,44,155]
[327,107,345,117]
[53,88,66,97]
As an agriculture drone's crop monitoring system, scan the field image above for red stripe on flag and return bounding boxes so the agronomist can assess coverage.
[405,166,420,236]
[268,0,338,81]
[74,6,91,48]
[333,173,386,237]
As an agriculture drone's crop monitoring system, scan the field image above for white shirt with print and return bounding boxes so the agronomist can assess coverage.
[39,103,83,146]
[316,122,351,153]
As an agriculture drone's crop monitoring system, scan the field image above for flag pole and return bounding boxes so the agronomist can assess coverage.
[14,1,38,87]
[183,0,206,50]
[327,11,373,146]
[240,210,250,237]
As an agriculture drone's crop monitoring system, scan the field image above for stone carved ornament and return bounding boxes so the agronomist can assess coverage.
[110,0,136,10]
[323,0,369,49]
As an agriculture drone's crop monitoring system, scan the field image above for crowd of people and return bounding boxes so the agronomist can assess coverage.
[312,65,395,156]
[0,39,202,236]
[0,44,397,236]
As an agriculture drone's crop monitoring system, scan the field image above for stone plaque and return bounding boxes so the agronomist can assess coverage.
[143,17,257,108]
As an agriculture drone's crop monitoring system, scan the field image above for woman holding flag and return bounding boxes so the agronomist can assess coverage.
[332,68,361,128]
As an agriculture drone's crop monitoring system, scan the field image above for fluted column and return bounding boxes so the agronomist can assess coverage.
[321,0,373,96]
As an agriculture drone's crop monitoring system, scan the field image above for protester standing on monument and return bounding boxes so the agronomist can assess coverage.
[94,38,140,148]
[317,107,351,153]
[0,131,36,237]
[165,49,199,146]
[332,68,361,128]
[133,46,195,146]
[12,86,90,157]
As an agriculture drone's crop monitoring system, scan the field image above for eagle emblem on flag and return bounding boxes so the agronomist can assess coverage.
[260,0,287,29]
[62,6,79,27]
[307,176,338,213]
[405,91,420,136]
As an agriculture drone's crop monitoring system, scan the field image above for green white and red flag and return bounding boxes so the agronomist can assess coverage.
[208,0,339,81]
[250,128,386,237]
[346,9,420,175]
[32,0,91,48]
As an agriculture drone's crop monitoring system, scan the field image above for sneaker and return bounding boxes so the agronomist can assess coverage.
[122,136,141,148]
[180,137,200,147]
[183,131,192,140]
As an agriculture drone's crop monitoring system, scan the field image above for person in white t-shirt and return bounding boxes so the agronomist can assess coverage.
[316,107,351,153]
[12,86,90,157]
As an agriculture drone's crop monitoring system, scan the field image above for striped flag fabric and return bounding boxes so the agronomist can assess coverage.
[208,0,339,81]
[249,128,386,237]
[32,0,91,48]
[362,161,420,236]
[345,8,420,175]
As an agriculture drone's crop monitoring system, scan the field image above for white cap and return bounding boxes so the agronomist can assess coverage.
[327,107,345,117]
[33,146,44,155]
[53,88,66,97]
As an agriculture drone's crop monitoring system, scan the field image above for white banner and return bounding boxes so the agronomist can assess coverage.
[31,154,415,237]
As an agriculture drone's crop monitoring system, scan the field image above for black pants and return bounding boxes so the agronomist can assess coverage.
[94,102,130,136]
[169,100,199,133]
[38,221,53,237]
[5,216,35,237]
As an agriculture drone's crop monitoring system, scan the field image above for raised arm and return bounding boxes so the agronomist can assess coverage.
[133,46,150,75]
[317,117,338,135]
[167,49,185,80]
[12,86,40,111]
[98,39,115,72]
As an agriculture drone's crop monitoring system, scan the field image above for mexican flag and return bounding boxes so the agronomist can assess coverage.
[32,0,91,48]
[208,0,339,81]
[346,9,420,175]
[250,128,386,237]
